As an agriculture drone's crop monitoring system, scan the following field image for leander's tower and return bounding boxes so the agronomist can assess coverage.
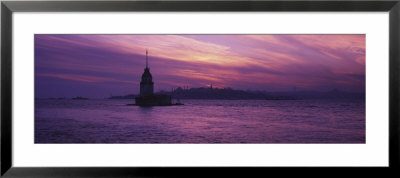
[140,49,154,96]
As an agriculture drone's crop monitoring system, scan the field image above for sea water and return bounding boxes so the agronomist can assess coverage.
[34,99,365,143]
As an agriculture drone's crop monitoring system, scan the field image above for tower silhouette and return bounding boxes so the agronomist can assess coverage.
[140,49,154,96]
[135,49,180,106]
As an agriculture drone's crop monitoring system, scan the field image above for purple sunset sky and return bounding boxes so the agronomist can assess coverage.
[35,34,365,98]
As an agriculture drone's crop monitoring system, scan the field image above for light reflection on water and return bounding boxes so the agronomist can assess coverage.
[35,99,365,143]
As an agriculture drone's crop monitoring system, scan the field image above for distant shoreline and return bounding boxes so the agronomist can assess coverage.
[36,87,365,101]
[107,87,364,100]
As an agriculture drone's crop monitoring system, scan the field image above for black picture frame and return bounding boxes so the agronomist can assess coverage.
[1,0,399,177]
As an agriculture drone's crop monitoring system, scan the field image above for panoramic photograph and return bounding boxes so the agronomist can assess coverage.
[34,34,365,143]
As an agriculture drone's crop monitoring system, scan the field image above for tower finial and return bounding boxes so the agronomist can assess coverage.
[146,49,148,68]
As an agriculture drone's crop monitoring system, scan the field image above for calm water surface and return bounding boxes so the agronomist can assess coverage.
[35,99,365,143]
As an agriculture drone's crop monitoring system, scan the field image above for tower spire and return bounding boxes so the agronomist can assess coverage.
[146,49,148,68]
